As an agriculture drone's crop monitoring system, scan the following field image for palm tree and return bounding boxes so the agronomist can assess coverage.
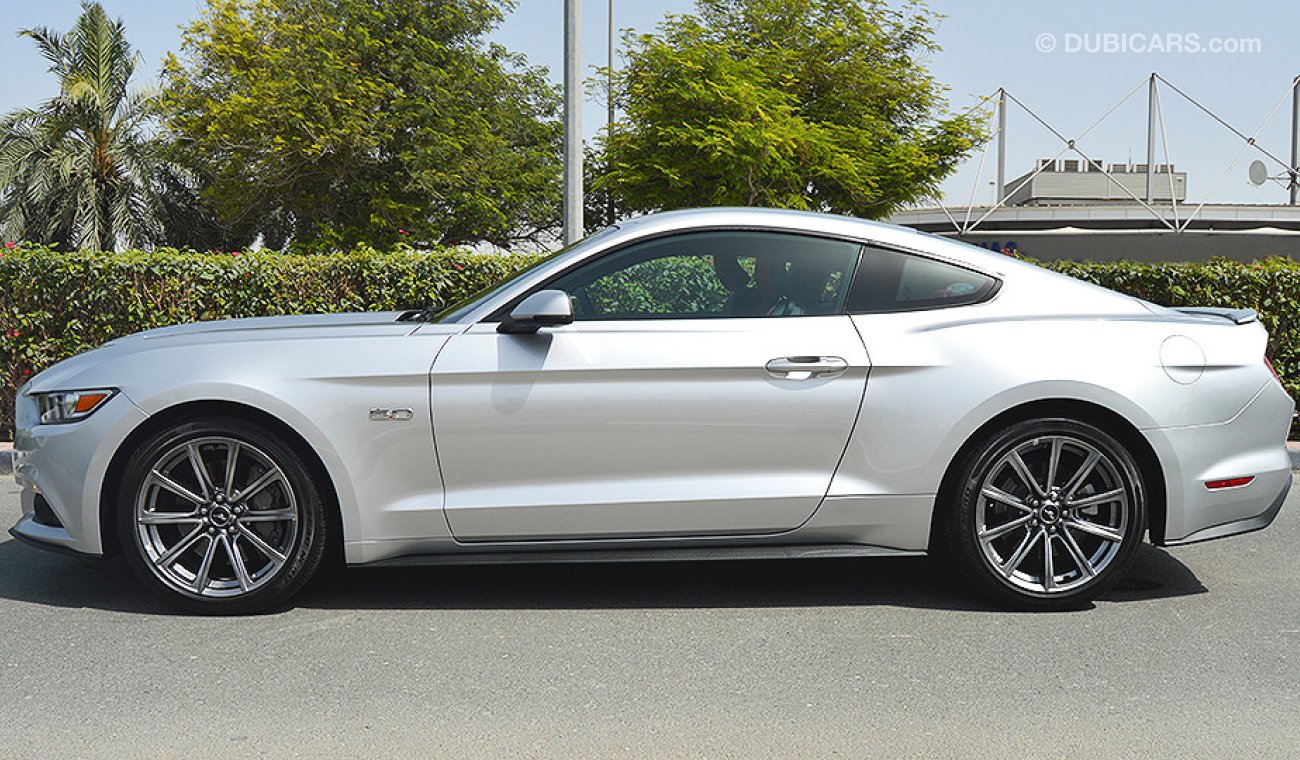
[0,2,183,251]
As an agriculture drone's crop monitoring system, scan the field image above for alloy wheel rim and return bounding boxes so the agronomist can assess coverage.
[134,436,299,598]
[974,434,1130,595]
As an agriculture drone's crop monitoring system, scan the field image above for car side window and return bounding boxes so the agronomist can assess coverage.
[845,246,998,314]
[546,231,862,321]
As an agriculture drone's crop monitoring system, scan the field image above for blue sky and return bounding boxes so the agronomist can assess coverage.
[2,0,1297,205]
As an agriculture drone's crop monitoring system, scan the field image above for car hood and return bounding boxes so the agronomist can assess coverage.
[27,312,462,393]
[115,311,417,343]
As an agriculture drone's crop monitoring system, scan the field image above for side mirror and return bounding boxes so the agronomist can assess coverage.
[497,289,575,334]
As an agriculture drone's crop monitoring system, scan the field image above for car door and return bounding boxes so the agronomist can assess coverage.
[430,230,870,541]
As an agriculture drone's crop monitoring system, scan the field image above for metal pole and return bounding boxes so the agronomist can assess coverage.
[1291,75,1299,206]
[995,88,1006,204]
[606,0,616,226]
[607,0,615,130]
[563,0,583,243]
[1146,73,1157,203]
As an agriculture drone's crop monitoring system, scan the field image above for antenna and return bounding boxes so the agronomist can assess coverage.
[1247,158,1294,191]
[1248,160,1268,186]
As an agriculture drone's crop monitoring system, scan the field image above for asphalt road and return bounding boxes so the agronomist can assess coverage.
[1,476,1298,759]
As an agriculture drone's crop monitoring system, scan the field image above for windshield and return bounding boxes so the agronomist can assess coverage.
[433,227,621,323]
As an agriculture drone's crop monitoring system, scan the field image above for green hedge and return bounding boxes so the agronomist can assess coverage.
[0,245,544,438]
[2,245,1298,439]
[1037,257,1300,405]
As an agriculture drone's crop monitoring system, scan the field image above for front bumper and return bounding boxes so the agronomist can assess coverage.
[1146,379,1295,545]
[10,389,149,557]
[8,520,103,565]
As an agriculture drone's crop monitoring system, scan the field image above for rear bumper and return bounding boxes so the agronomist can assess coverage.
[1162,472,1289,546]
[1146,379,1295,545]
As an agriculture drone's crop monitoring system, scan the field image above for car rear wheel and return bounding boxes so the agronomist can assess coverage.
[938,418,1146,611]
[117,417,327,614]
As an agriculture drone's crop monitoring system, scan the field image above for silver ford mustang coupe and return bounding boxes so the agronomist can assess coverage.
[10,208,1294,613]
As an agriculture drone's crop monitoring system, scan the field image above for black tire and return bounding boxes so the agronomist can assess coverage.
[935,417,1146,611]
[116,416,327,614]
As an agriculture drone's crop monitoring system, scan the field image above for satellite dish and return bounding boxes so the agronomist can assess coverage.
[1248,159,1268,186]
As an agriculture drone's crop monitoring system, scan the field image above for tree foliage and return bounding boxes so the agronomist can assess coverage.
[595,0,985,221]
[161,0,562,250]
[0,2,186,252]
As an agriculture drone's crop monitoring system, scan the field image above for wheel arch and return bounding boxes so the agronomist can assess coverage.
[99,400,344,563]
[930,398,1167,550]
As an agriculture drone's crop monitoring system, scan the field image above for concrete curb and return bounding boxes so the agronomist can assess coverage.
[2,441,1300,477]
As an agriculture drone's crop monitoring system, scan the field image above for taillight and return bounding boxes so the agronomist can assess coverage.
[1265,356,1281,384]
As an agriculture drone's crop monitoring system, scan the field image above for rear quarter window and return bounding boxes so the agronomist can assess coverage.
[846,246,999,314]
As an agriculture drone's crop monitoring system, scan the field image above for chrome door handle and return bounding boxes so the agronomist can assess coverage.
[765,356,848,380]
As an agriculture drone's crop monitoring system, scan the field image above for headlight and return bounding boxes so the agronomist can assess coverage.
[34,389,117,425]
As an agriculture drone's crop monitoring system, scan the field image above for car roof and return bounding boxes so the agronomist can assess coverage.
[615,207,912,242]
[608,207,1026,276]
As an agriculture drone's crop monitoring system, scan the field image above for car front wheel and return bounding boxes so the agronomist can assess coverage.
[117,417,327,614]
[938,418,1147,610]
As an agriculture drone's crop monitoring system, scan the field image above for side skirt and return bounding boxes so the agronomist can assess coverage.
[363,543,924,569]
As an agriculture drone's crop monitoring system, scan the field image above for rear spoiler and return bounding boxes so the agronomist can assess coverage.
[1173,307,1258,325]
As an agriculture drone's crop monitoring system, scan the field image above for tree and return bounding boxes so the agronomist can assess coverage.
[595,0,984,222]
[0,2,186,252]
[161,0,562,250]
